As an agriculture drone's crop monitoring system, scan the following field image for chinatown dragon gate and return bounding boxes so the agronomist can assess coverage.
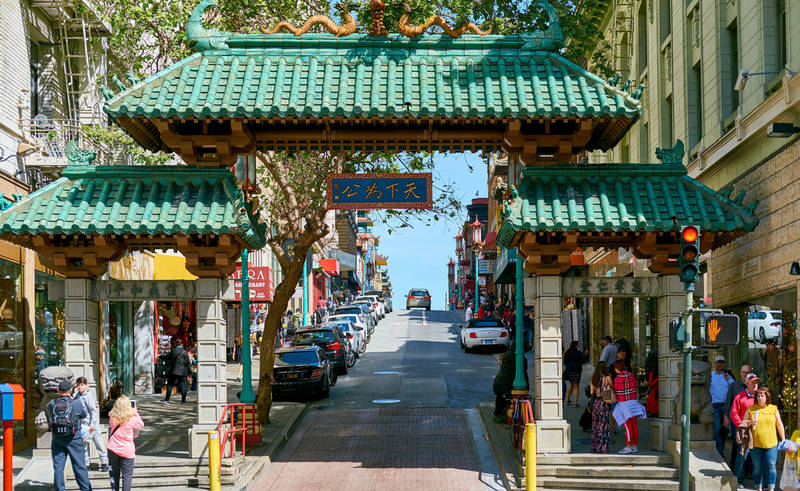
[0,0,757,463]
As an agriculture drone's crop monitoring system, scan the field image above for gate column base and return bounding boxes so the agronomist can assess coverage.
[649,417,670,451]
[535,419,570,453]
[189,424,218,458]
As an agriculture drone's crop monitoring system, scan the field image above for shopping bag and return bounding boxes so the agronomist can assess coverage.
[779,458,800,491]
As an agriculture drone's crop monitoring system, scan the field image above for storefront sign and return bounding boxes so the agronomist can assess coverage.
[281,239,296,261]
[94,280,197,300]
[327,173,432,210]
[561,277,662,298]
[230,265,273,302]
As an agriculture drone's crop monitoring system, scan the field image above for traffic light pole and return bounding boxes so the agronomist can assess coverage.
[679,284,693,491]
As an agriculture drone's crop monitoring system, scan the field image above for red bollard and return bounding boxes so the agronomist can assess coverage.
[3,421,12,491]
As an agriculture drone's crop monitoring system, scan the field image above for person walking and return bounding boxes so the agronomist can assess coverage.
[47,380,91,491]
[725,364,750,469]
[612,360,646,454]
[600,336,618,369]
[465,303,474,322]
[590,361,612,453]
[74,377,108,472]
[107,396,145,491]
[740,388,785,491]
[731,372,760,488]
[710,355,734,457]
[563,341,583,407]
[160,342,191,404]
[234,330,243,382]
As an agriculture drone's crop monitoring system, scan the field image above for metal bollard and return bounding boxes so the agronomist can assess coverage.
[525,423,536,490]
[208,431,221,491]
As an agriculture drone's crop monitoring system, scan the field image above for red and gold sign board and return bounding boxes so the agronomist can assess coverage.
[237,409,262,444]
[327,173,432,210]
[230,265,273,302]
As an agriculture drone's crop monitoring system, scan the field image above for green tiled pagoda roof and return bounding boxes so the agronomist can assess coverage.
[0,166,266,249]
[103,3,642,154]
[497,163,759,249]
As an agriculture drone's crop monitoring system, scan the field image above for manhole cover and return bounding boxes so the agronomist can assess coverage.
[372,399,401,404]
[374,371,400,375]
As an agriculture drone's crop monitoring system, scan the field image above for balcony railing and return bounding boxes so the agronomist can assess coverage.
[19,118,134,169]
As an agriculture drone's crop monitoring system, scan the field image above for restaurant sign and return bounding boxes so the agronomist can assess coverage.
[230,265,273,302]
[328,173,432,210]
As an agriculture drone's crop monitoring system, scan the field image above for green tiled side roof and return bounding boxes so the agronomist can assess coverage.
[105,35,640,122]
[497,163,759,248]
[0,166,266,249]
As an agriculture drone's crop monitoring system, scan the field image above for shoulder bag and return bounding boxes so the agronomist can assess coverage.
[601,382,617,404]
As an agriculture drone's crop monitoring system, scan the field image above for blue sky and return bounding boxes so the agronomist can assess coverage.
[371,153,487,309]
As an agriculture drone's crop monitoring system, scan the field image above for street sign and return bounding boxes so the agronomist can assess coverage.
[327,173,432,210]
[669,317,684,351]
[281,239,295,261]
[703,314,740,345]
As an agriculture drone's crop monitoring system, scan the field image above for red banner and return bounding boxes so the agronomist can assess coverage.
[230,265,273,302]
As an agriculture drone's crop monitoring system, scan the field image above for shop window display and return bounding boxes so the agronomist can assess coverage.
[0,259,23,442]
[155,301,197,393]
[32,271,65,439]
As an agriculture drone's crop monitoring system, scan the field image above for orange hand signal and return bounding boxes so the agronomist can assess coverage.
[708,319,721,342]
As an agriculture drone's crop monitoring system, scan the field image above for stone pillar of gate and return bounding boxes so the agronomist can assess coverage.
[189,278,228,458]
[64,279,101,398]
[650,275,684,451]
[530,275,570,453]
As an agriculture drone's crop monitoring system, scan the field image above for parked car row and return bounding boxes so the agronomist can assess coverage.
[272,291,393,400]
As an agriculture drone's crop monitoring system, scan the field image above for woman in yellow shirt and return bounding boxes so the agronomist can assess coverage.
[741,388,786,491]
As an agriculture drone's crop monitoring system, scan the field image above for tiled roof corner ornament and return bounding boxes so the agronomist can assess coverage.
[397,2,491,38]
[621,79,632,92]
[186,0,230,51]
[632,83,645,100]
[261,1,358,37]
[369,0,388,36]
[126,72,141,87]
[111,75,127,92]
[66,141,96,166]
[0,194,13,213]
[606,73,621,87]
[519,0,564,51]
[101,86,115,101]
[655,139,684,164]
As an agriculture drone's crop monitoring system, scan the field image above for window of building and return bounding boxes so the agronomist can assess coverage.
[662,95,674,148]
[637,1,648,76]
[660,0,671,44]
[0,259,24,443]
[688,63,703,149]
[777,0,787,70]
[639,121,649,162]
[29,41,41,117]
[763,0,788,77]
[721,21,739,121]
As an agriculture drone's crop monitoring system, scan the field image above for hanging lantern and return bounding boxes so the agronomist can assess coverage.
[448,258,455,276]
[234,153,257,191]
[455,233,463,256]
[470,215,483,245]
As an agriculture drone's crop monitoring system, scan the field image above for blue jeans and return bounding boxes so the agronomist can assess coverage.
[735,445,749,485]
[712,403,726,456]
[751,445,778,489]
[52,436,92,491]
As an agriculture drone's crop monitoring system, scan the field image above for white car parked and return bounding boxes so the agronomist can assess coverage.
[327,314,371,343]
[748,310,782,343]
[459,318,510,352]
[353,299,380,324]
[356,295,386,319]
[327,319,367,355]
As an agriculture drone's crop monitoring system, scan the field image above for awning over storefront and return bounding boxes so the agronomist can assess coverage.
[320,258,340,277]
[483,232,497,249]
[493,247,518,284]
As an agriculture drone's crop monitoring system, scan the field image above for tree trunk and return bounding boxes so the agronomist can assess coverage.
[255,247,307,423]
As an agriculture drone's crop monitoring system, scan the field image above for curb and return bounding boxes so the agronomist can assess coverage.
[477,401,516,491]
[228,403,308,491]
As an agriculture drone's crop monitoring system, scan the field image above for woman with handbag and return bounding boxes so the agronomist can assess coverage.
[590,361,613,453]
[107,396,145,491]
[741,387,785,491]
[612,360,647,454]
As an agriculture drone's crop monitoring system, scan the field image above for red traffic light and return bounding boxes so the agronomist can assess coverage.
[682,226,699,243]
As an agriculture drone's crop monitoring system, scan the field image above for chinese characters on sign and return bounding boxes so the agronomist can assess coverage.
[561,277,662,297]
[327,173,432,210]
[94,280,196,300]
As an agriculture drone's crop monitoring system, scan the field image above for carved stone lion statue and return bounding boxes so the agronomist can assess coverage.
[35,366,74,435]
[672,360,714,425]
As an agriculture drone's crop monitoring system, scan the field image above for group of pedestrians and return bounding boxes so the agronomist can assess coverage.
[47,378,145,491]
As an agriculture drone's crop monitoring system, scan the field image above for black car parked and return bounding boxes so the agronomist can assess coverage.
[292,326,351,375]
[272,346,336,398]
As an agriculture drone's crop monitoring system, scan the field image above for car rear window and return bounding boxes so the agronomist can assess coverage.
[336,308,362,315]
[410,290,428,296]
[472,320,503,327]
[771,312,782,320]
[295,330,336,343]
[276,351,319,365]
[328,322,353,332]
[331,315,359,325]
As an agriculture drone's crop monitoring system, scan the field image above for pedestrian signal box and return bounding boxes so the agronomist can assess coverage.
[703,314,740,346]
[669,317,684,351]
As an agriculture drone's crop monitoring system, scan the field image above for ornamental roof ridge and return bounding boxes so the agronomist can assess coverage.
[184,0,564,52]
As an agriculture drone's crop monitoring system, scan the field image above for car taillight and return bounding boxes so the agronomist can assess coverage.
[346,333,353,339]
[373,302,378,307]
[409,295,415,299]
[425,296,430,299]
[327,342,341,350]
[500,331,508,337]
[311,369,324,379]
[771,322,781,326]
[469,332,477,338]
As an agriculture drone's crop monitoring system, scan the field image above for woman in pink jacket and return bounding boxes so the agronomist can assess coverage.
[107,395,144,491]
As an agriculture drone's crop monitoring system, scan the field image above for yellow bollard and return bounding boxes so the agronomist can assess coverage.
[525,423,536,490]
[208,431,221,491]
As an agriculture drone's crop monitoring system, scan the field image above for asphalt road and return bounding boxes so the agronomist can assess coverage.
[255,309,505,490]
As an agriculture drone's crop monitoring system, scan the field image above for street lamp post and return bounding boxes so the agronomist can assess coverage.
[447,258,455,311]
[455,234,464,309]
[470,216,483,304]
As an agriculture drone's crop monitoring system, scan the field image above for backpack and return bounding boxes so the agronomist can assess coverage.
[51,398,77,438]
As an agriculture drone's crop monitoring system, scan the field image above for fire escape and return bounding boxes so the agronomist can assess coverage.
[20,0,116,188]
[611,0,634,82]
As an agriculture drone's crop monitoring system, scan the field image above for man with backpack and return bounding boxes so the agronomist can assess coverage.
[47,379,91,491]
[160,342,192,404]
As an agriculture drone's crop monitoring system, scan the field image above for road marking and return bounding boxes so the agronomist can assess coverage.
[372,399,401,404]
[422,310,427,325]
[374,370,400,375]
